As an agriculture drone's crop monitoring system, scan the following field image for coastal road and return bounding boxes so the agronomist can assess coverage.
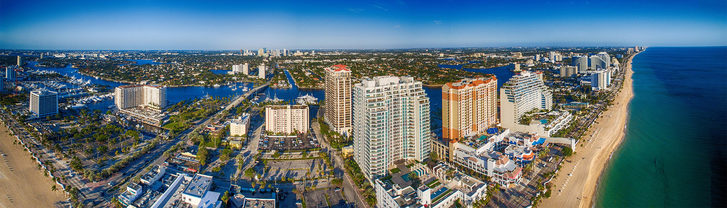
[311,115,368,208]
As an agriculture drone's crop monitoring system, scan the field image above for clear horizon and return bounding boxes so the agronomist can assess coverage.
[1,0,726,50]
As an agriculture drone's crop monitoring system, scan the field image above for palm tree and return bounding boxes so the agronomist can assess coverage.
[51,185,57,192]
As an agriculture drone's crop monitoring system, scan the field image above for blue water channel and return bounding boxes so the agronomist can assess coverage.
[30,62,515,135]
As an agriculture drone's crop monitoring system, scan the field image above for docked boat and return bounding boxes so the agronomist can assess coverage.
[296,94,318,105]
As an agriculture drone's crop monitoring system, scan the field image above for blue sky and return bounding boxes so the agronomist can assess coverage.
[1,0,725,49]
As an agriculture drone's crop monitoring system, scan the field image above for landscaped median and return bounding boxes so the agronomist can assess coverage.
[343,157,377,206]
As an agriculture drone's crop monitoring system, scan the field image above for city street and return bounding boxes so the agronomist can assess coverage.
[311,116,368,208]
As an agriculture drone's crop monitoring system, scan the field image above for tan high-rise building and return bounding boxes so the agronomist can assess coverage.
[442,76,498,140]
[324,64,352,136]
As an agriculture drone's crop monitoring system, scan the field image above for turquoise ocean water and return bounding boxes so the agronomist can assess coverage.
[596,47,726,207]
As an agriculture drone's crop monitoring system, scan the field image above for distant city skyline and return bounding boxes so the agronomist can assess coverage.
[1,0,726,50]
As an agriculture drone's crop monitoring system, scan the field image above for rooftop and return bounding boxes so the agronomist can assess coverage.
[117,84,165,89]
[328,64,350,72]
[358,76,417,88]
[198,191,221,208]
[376,178,419,207]
[30,90,58,96]
[266,104,309,110]
[236,190,277,208]
[141,165,166,184]
[182,174,213,197]
[445,76,497,89]
[231,113,250,124]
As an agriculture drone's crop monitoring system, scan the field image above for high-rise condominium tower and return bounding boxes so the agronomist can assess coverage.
[500,71,552,128]
[324,64,352,135]
[114,85,167,110]
[573,56,589,72]
[353,76,431,181]
[30,90,58,117]
[442,76,498,140]
[591,70,611,91]
[258,63,266,79]
[232,63,249,75]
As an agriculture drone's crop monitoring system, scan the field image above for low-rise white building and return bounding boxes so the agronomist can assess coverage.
[182,174,214,207]
[431,163,488,206]
[140,165,166,185]
[450,131,530,187]
[375,179,419,208]
[375,163,488,208]
[119,183,143,206]
[418,185,463,208]
[231,190,278,208]
[502,110,573,137]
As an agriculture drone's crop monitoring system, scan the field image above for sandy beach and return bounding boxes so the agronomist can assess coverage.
[0,123,67,208]
[540,53,637,208]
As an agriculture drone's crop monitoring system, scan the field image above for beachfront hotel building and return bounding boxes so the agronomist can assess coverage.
[442,76,498,140]
[264,105,309,135]
[596,52,612,68]
[29,90,58,117]
[573,56,589,72]
[353,76,431,181]
[114,85,167,110]
[590,56,608,70]
[591,69,611,91]
[324,64,352,136]
[500,71,552,130]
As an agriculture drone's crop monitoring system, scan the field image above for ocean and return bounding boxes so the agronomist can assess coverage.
[596,47,727,207]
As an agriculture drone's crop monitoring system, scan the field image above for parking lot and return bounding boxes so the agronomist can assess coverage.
[303,188,350,208]
[258,131,319,151]
[257,158,329,181]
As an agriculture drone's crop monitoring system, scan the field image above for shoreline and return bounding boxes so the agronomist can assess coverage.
[540,51,639,208]
[77,70,136,84]
[584,52,639,207]
[78,70,268,88]
[78,68,452,89]
[0,121,67,207]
